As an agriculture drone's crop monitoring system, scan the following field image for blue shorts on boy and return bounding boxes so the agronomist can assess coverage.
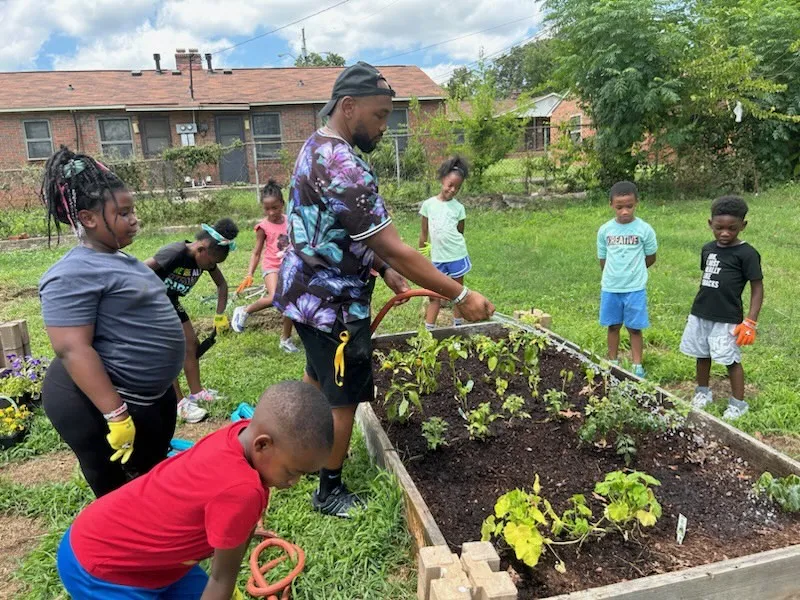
[597,217,657,328]
[432,256,472,278]
[599,290,650,329]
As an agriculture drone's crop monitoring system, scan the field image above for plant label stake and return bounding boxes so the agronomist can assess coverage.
[676,513,688,545]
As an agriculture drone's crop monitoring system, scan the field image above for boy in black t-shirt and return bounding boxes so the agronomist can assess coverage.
[680,196,763,421]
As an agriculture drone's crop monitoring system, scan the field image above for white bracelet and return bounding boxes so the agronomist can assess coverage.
[103,403,128,421]
[453,286,470,305]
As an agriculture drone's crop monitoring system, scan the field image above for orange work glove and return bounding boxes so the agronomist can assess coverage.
[733,318,757,346]
[236,275,254,294]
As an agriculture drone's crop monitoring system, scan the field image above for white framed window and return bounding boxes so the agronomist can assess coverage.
[23,120,53,160]
[568,114,582,144]
[252,113,282,159]
[98,118,134,159]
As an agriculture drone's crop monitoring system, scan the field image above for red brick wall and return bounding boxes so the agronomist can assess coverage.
[0,99,445,206]
[550,98,595,139]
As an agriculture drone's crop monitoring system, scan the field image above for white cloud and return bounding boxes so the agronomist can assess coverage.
[52,22,232,70]
[422,63,463,85]
[0,0,544,72]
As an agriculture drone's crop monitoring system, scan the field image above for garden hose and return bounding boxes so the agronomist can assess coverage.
[370,289,448,333]
[246,528,305,600]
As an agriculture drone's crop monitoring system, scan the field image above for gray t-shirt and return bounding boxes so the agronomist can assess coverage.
[39,246,185,396]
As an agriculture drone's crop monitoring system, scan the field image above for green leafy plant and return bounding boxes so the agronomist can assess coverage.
[579,380,686,465]
[474,336,516,376]
[754,472,800,513]
[454,378,475,413]
[421,417,450,451]
[543,369,576,419]
[384,380,422,423]
[466,402,502,441]
[495,377,509,398]
[406,329,442,394]
[594,471,662,535]
[440,336,470,383]
[502,394,531,423]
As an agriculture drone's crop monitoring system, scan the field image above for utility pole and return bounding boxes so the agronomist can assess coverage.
[301,28,308,62]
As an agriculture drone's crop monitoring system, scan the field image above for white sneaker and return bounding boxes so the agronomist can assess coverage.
[723,402,749,421]
[190,389,220,403]
[177,398,208,423]
[279,337,300,353]
[231,306,249,333]
[691,390,713,409]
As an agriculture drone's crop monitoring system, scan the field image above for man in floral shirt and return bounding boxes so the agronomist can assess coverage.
[275,62,495,517]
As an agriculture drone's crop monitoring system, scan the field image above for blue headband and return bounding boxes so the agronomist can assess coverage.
[201,223,237,251]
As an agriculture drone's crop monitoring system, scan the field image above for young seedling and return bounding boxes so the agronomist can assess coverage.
[502,394,531,424]
[454,378,474,413]
[593,471,662,538]
[466,402,502,441]
[440,336,470,383]
[384,380,422,423]
[495,377,509,398]
[406,329,442,394]
[421,417,450,451]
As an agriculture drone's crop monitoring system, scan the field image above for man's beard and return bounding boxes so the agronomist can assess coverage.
[353,125,379,153]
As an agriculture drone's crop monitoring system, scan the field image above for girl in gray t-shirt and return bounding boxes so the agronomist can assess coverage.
[38,147,185,497]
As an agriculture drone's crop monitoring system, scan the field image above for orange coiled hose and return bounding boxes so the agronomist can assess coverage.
[246,530,305,599]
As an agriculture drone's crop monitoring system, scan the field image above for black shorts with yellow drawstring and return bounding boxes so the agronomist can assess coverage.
[294,317,374,408]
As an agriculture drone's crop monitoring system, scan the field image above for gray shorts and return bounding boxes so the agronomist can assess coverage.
[679,315,741,366]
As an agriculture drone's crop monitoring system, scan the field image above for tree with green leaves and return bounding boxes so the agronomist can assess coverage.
[294,52,346,67]
[545,0,687,185]
[445,67,480,101]
[490,38,558,98]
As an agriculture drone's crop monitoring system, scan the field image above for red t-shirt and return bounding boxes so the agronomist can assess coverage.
[70,421,268,588]
[255,217,290,272]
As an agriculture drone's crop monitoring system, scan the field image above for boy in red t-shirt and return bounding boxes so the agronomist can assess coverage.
[57,381,333,600]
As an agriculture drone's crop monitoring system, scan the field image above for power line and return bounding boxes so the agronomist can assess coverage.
[373,14,538,63]
[213,0,351,56]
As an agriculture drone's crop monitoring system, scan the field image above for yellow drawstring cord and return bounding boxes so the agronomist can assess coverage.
[333,331,350,387]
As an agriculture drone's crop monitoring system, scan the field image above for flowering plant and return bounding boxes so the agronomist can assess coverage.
[0,354,49,399]
[0,403,31,437]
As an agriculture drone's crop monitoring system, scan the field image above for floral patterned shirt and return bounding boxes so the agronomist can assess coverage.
[274,129,392,332]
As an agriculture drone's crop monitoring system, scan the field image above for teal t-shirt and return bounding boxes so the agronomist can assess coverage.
[420,196,468,263]
[597,217,658,293]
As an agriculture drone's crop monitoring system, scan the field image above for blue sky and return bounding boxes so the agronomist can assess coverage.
[0,0,543,84]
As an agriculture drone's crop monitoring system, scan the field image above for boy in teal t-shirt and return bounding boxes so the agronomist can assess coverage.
[597,181,658,377]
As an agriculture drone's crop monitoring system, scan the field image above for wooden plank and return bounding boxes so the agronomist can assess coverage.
[544,544,800,600]
[372,322,506,350]
[356,403,448,551]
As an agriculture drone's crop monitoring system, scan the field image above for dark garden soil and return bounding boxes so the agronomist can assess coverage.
[371,338,800,598]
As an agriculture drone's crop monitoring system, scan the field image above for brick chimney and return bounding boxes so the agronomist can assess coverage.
[175,48,202,72]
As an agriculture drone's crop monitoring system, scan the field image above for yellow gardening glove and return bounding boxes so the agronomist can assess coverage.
[236,275,253,294]
[733,318,757,346]
[231,588,244,600]
[106,416,135,464]
[214,313,230,335]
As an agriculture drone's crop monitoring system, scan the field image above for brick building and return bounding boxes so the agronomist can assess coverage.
[0,50,445,205]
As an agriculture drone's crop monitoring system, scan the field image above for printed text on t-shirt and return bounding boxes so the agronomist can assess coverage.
[606,235,641,246]
[701,253,721,289]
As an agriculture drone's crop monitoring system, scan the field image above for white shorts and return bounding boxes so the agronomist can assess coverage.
[679,315,741,366]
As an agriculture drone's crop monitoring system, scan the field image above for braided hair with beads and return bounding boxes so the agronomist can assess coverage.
[40,146,126,243]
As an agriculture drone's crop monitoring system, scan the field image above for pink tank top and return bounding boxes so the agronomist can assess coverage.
[255,217,289,271]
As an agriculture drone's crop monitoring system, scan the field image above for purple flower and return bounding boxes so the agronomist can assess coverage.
[28,373,37,381]
[283,293,337,331]
[330,166,367,190]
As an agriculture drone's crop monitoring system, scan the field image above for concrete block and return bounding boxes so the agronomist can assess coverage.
[430,578,473,600]
[472,572,518,600]
[418,546,460,600]
[461,541,500,572]
[461,556,494,582]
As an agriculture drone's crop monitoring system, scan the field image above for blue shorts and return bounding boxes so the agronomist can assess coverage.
[432,256,472,278]
[599,290,649,330]
[57,527,208,599]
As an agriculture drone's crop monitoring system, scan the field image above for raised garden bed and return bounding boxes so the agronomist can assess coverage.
[358,321,800,599]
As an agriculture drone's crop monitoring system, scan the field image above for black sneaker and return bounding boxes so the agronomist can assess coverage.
[312,483,365,518]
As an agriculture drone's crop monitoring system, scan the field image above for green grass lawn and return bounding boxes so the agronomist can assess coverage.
[1,182,799,597]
